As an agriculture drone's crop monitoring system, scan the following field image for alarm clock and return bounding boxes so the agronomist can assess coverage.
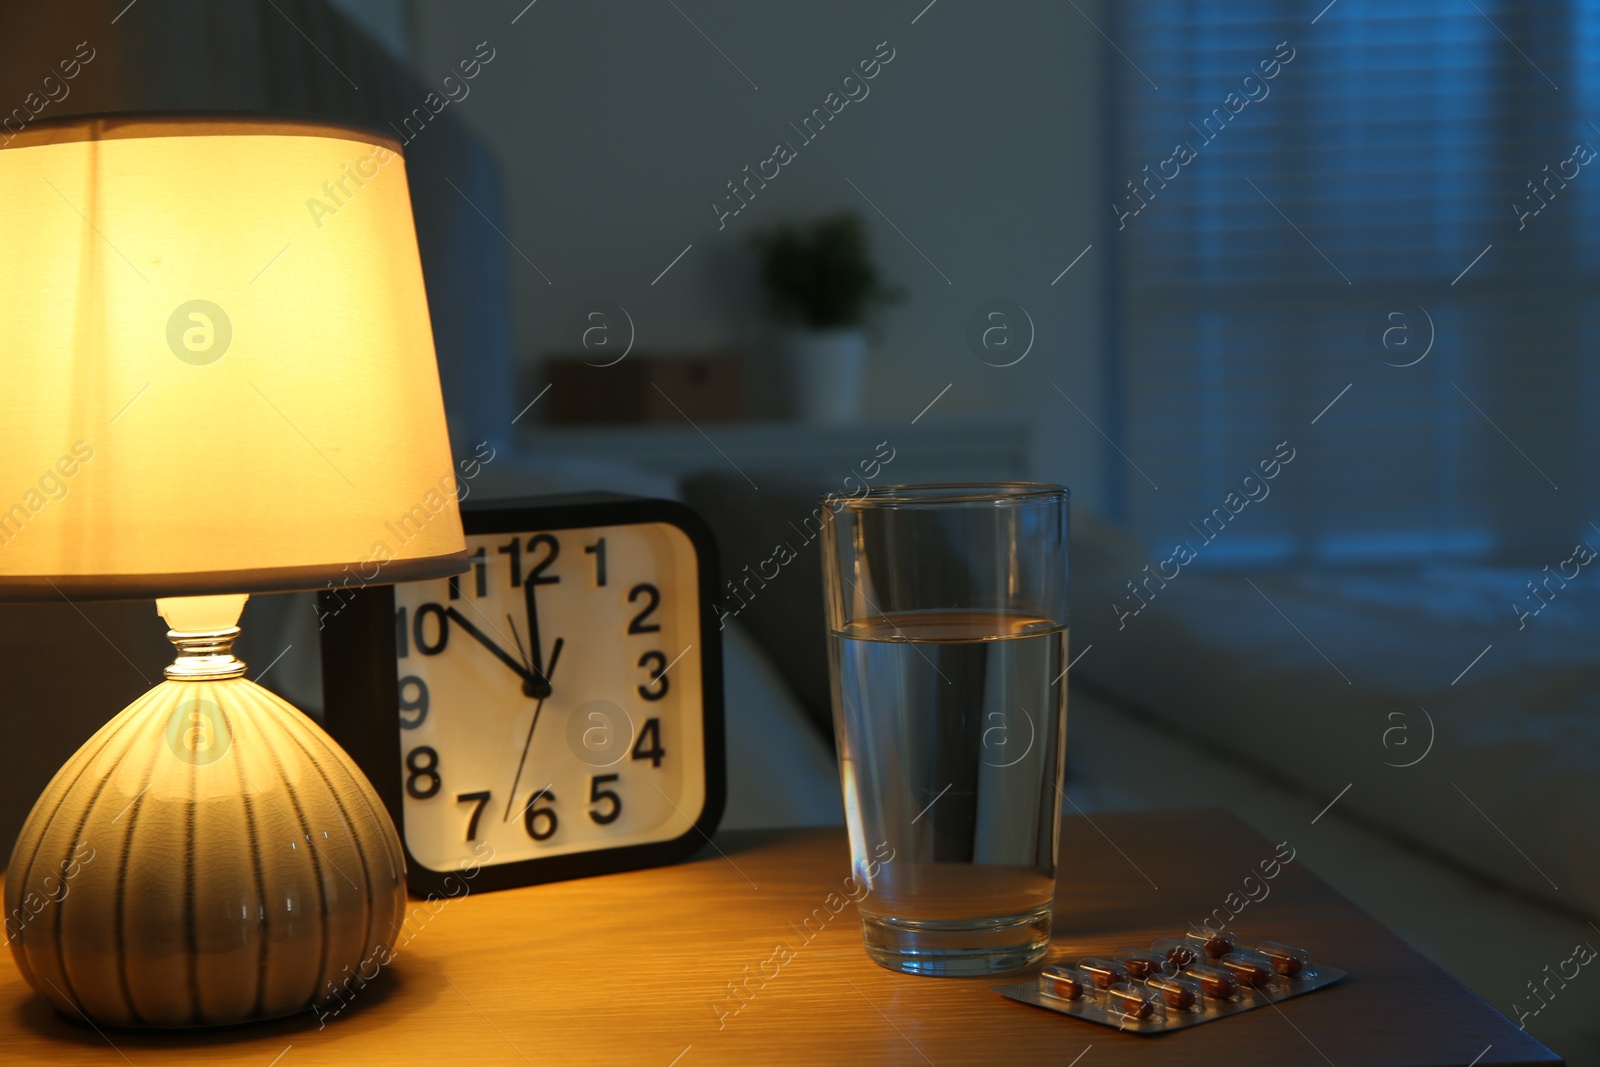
[318,493,726,895]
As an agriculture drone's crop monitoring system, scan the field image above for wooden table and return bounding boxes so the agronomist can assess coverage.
[0,810,1560,1065]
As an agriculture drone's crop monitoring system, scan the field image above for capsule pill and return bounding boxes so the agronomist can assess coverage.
[1105,982,1156,1020]
[1150,938,1200,971]
[1078,957,1129,990]
[1187,964,1238,1000]
[1183,926,1238,958]
[1256,941,1309,977]
[1145,974,1201,1011]
[1113,948,1165,979]
[1039,965,1085,1001]
[1220,952,1275,987]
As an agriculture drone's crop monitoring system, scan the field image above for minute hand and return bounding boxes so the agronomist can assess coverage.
[443,607,532,683]
[523,570,547,686]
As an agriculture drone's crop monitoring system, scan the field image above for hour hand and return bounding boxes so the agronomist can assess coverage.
[443,607,532,683]
[507,615,554,700]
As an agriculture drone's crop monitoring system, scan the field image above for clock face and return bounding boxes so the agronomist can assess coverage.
[390,520,708,874]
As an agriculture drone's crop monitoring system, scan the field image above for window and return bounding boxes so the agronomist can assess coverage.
[1112,0,1594,566]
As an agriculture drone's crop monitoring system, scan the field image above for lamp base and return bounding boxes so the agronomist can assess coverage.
[4,595,405,1028]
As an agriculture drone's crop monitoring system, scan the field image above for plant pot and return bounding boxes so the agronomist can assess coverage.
[782,328,868,424]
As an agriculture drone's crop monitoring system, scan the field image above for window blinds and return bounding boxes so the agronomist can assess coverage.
[1112,0,1596,565]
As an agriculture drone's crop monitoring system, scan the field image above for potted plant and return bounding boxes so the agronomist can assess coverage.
[752,213,900,424]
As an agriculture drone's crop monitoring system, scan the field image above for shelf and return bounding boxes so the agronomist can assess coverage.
[508,417,1033,486]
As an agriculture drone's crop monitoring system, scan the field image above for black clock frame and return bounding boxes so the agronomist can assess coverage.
[318,492,727,897]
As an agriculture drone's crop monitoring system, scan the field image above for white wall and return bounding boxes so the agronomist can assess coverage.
[405,0,1112,513]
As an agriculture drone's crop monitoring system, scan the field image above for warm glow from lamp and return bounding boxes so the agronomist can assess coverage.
[0,116,465,597]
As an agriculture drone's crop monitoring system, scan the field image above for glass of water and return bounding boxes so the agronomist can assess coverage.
[820,482,1069,977]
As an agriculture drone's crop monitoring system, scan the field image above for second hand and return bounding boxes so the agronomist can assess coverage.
[503,637,564,823]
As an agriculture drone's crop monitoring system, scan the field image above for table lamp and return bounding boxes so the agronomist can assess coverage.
[0,115,467,1028]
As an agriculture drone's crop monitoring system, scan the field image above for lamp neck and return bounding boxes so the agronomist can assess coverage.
[156,593,250,681]
[165,625,247,680]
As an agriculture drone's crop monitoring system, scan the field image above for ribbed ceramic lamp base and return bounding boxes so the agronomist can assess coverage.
[4,676,406,1028]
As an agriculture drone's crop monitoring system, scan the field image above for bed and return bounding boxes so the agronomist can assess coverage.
[1071,511,1600,919]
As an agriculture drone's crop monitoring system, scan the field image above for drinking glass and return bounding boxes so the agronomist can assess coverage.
[820,483,1069,976]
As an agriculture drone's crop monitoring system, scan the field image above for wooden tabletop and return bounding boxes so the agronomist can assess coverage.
[0,809,1560,1066]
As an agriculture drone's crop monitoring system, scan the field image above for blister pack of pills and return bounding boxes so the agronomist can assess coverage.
[992,926,1345,1033]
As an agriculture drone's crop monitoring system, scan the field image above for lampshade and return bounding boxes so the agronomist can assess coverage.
[0,115,467,600]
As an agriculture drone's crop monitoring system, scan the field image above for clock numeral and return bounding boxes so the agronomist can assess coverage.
[632,718,666,768]
[588,774,622,825]
[449,547,488,600]
[497,536,522,587]
[523,788,558,841]
[585,537,608,587]
[493,533,564,591]
[627,583,662,634]
[637,650,671,701]
[395,606,408,658]
[527,533,561,585]
[413,603,449,655]
[457,790,491,840]
[398,675,429,729]
[405,746,442,800]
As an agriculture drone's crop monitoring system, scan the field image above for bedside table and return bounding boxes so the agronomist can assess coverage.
[0,809,1560,1065]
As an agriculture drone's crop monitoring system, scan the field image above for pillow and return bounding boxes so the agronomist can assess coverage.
[679,474,836,745]
[720,621,842,829]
